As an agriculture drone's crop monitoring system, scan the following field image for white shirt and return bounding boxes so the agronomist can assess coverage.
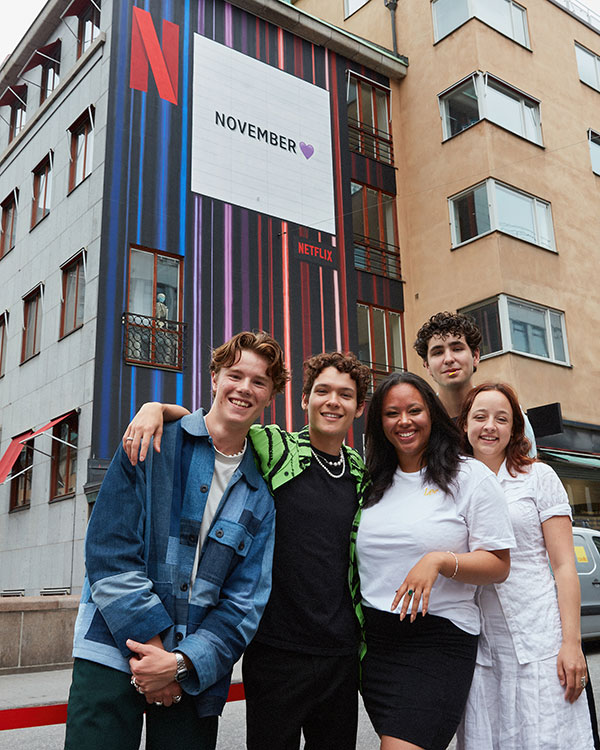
[476,460,572,665]
[356,457,515,635]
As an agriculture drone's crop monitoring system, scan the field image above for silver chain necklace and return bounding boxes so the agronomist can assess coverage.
[310,447,346,479]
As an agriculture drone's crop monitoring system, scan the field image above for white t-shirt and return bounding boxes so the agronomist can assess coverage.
[356,457,515,635]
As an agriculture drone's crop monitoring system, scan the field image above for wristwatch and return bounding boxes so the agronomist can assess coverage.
[173,651,189,683]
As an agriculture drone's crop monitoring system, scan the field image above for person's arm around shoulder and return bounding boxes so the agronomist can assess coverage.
[536,463,587,703]
[123,402,190,465]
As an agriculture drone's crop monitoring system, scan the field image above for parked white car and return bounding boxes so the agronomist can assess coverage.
[573,526,600,640]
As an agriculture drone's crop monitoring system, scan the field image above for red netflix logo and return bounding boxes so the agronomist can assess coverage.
[130,7,179,105]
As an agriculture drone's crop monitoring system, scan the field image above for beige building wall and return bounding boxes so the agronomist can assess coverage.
[295,0,600,428]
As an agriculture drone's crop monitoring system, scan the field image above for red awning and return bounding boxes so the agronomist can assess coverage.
[63,0,94,18]
[0,411,75,484]
[0,431,33,485]
[0,85,27,108]
[21,40,61,74]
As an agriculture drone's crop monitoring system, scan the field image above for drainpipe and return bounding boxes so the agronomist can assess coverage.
[384,0,399,56]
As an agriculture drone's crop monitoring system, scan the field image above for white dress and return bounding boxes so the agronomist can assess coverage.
[456,461,594,750]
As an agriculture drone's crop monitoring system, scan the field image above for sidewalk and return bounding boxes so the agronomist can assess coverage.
[0,669,72,714]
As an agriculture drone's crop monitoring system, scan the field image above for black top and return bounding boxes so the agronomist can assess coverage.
[254,449,359,655]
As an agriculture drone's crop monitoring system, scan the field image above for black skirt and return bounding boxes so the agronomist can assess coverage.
[361,606,478,750]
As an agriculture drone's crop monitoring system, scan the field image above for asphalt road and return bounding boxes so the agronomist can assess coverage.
[4,641,600,749]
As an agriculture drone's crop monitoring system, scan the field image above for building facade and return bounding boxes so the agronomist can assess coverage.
[294,0,600,526]
[0,0,407,596]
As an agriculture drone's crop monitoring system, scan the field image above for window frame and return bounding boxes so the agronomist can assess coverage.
[9,441,34,512]
[576,43,600,92]
[68,108,94,191]
[448,178,555,251]
[77,1,101,58]
[460,294,570,365]
[60,251,86,338]
[0,189,18,258]
[439,71,542,144]
[9,101,27,143]
[351,181,401,279]
[0,311,7,378]
[31,153,52,228]
[40,56,61,105]
[347,72,393,164]
[50,413,78,501]
[21,285,43,363]
[589,129,600,175]
[344,0,370,19]
[432,0,530,47]
[357,302,405,389]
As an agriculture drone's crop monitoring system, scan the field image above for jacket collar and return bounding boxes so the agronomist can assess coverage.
[181,409,262,490]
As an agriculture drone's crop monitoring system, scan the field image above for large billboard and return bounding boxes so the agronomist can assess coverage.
[191,34,336,234]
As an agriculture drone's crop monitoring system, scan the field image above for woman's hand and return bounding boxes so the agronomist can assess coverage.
[557,640,588,703]
[390,551,446,622]
[122,402,165,465]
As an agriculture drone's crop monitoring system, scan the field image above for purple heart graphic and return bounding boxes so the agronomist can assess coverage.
[300,142,315,160]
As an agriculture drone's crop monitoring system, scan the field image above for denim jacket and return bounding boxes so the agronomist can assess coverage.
[72,409,275,717]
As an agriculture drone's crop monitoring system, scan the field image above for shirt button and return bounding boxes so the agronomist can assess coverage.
[238,541,245,551]
[180,583,188,592]
[175,632,183,642]
[215,529,224,538]
[188,534,197,545]
[200,484,209,493]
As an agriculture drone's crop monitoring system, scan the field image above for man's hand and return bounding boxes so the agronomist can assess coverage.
[127,638,178,694]
[122,402,165,465]
[145,681,183,707]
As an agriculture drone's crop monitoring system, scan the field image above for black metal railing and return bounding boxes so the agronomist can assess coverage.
[122,312,186,371]
[358,359,405,395]
[353,233,402,280]
[348,118,394,165]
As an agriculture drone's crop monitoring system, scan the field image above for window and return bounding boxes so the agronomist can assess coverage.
[589,130,600,174]
[357,304,404,389]
[60,253,86,337]
[0,312,7,377]
[433,0,529,46]
[10,101,27,143]
[10,441,33,511]
[351,182,400,279]
[347,73,393,164]
[1,190,18,258]
[124,246,185,370]
[461,295,569,364]
[449,179,555,250]
[78,1,101,58]
[50,413,78,500]
[439,72,541,144]
[345,0,369,18]
[31,154,52,227]
[40,53,61,105]
[69,108,94,190]
[22,286,42,363]
[0,85,27,144]
[576,43,600,91]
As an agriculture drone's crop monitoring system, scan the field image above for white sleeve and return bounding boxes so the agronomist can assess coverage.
[460,464,516,551]
[533,462,572,523]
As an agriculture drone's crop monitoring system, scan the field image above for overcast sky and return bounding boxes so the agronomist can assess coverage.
[2,0,600,64]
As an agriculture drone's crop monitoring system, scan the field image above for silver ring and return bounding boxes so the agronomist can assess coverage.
[130,675,144,694]
[172,695,182,704]
[581,677,587,688]
[154,701,163,706]
[125,437,134,441]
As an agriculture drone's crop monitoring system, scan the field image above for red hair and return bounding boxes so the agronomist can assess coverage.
[458,383,536,476]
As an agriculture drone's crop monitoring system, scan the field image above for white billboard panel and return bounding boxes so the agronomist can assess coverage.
[191,34,336,234]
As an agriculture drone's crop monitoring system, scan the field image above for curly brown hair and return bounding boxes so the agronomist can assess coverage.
[210,331,290,395]
[457,382,535,476]
[302,352,371,405]
[413,311,482,362]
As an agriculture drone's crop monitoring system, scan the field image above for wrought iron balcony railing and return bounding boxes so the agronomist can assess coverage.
[358,359,405,395]
[353,233,402,280]
[122,312,186,371]
[348,118,394,165]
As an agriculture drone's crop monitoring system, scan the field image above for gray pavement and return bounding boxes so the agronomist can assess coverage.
[8,642,600,749]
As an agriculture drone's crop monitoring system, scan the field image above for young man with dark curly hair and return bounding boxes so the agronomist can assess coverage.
[123,350,372,750]
[414,311,537,454]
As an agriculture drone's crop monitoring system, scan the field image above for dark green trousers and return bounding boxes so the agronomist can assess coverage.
[64,658,218,750]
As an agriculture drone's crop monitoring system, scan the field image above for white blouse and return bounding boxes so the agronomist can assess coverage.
[476,460,572,666]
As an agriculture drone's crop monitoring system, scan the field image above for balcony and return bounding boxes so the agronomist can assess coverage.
[348,118,394,165]
[359,359,405,394]
[122,312,186,371]
[354,233,401,280]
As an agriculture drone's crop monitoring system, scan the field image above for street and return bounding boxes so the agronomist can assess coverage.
[3,641,600,749]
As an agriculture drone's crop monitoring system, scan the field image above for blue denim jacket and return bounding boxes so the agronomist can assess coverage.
[72,409,275,717]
